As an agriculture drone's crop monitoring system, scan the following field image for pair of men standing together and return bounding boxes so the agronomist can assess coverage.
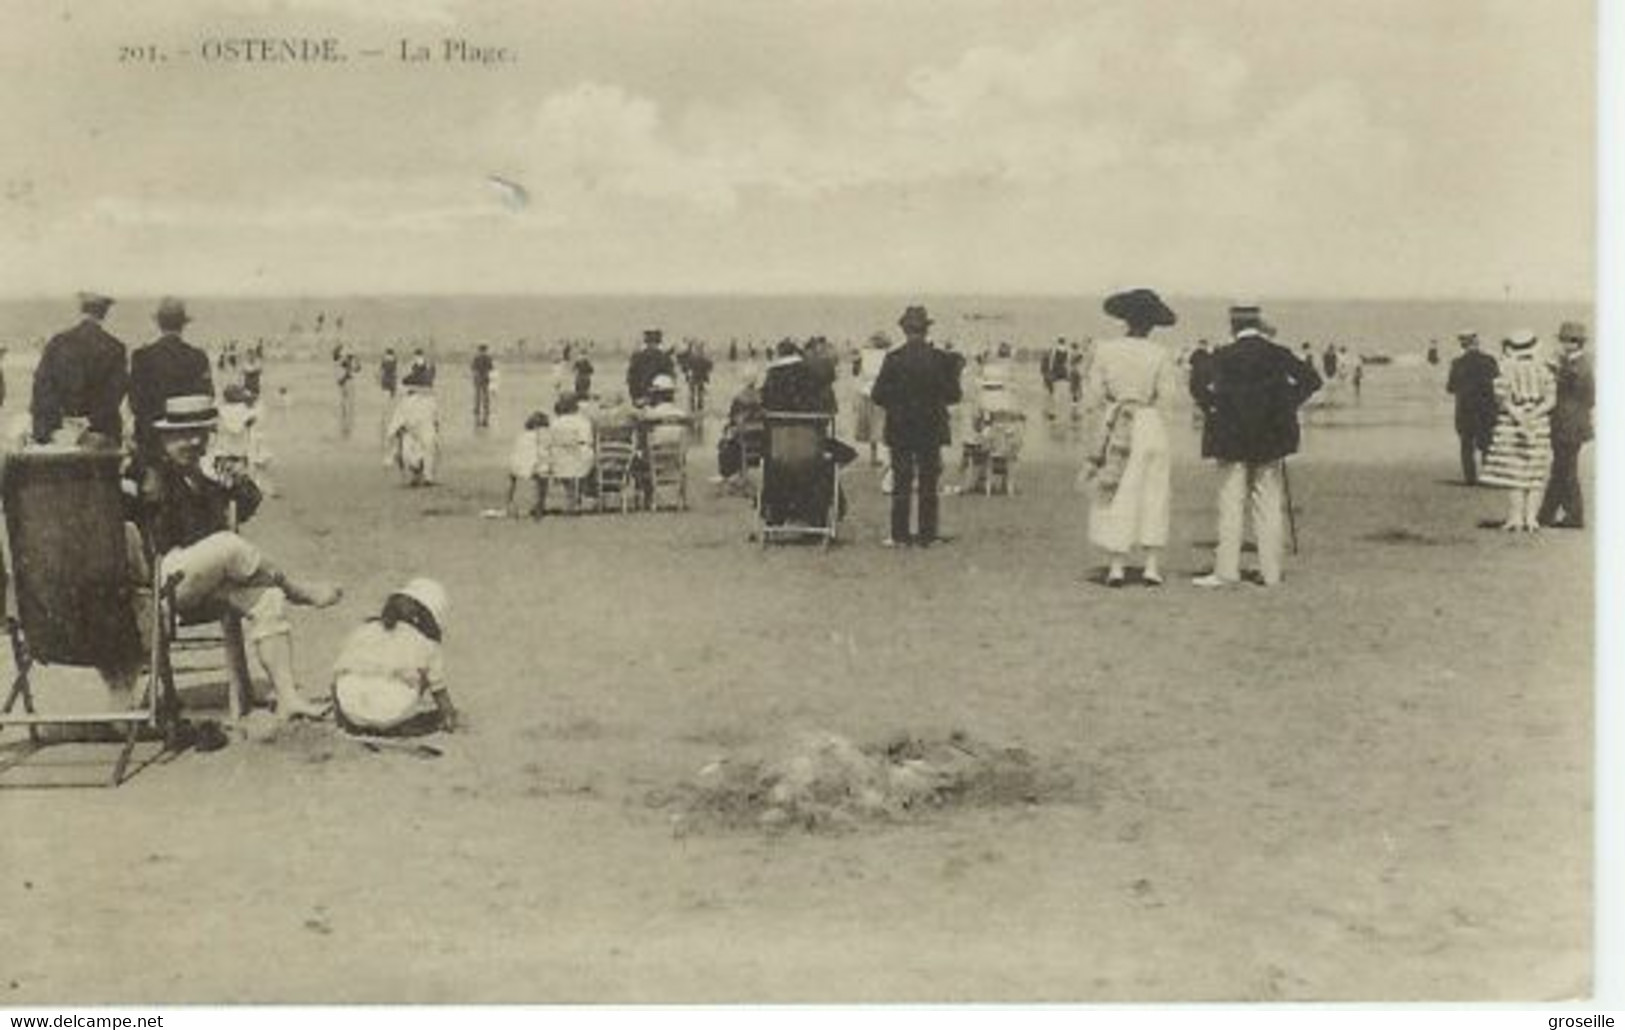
[31,291,214,452]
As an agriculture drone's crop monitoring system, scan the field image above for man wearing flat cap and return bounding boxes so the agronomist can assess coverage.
[870,304,963,547]
[1537,320,1594,528]
[627,328,676,407]
[1192,303,1321,587]
[130,296,214,458]
[31,291,129,448]
[1445,330,1499,485]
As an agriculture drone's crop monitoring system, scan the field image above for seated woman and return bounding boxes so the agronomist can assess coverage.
[547,393,596,512]
[506,410,550,517]
[132,394,340,719]
[331,578,458,737]
[715,373,765,490]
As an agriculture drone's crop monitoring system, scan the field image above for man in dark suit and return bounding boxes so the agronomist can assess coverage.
[870,305,962,547]
[1445,330,1499,485]
[130,296,214,456]
[1538,320,1595,528]
[1192,303,1321,587]
[626,329,676,407]
[31,291,129,448]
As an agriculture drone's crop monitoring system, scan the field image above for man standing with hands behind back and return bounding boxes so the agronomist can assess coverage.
[1445,330,1499,485]
[871,304,961,548]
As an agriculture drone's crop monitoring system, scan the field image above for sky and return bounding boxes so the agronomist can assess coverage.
[0,0,1598,299]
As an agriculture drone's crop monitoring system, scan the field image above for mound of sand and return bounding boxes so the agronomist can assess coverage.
[664,729,1073,834]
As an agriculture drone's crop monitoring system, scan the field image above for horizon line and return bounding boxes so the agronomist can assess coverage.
[0,289,1594,307]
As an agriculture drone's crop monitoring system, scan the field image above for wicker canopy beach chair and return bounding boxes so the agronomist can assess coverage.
[755,411,841,548]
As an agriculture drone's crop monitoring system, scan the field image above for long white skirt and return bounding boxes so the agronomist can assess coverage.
[1088,408,1170,553]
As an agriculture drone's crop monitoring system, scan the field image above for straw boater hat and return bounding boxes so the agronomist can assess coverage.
[1229,301,1276,339]
[898,305,933,333]
[153,394,218,432]
[1103,288,1177,328]
[1558,321,1587,343]
[1504,329,1538,351]
[394,578,449,635]
[155,297,191,330]
[650,373,676,394]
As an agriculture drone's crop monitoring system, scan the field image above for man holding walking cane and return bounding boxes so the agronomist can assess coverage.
[1192,303,1321,588]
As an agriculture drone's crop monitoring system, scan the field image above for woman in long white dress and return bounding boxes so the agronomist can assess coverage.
[1079,288,1178,586]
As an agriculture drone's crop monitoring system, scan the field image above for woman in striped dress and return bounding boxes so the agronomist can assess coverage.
[1479,329,1556,532]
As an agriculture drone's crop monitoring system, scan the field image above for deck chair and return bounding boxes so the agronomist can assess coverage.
[756,411,841,547]
[592,424,638,514]
[0,451,248,786]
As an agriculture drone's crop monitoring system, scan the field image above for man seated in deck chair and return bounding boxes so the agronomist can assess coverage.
[758,340,856,526]
[127,395,341,720]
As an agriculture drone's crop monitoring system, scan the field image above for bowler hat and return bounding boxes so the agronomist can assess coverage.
[1558,321,1587,343]
[643,329,663,344]
[1103,288,1176,328]
[898,305,933,332]
[77,291,114,314]
[155,297,191,330]
[153,394,218,431]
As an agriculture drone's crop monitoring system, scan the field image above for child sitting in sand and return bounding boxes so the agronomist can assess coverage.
[331,578,458,737]
[506,411,550,518]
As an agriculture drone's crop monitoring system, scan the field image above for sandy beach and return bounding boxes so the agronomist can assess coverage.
[0,350,1593,1003]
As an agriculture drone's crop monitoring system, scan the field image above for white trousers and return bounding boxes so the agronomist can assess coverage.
[1214,460,1285,585]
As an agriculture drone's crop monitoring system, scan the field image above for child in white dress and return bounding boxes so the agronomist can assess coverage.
[331,578,457,737]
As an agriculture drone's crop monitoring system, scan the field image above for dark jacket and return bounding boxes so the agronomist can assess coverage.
[130,334,214,451]
[626,346,675,404]
[1200,334,1321,463]
[31,318,129,444]
[135,460,263,556]
[761,357,834,414]
[1188,348,1214,404]
[1549,352,1595,446]
[871,339,962,450]
[1446,350,1499,435]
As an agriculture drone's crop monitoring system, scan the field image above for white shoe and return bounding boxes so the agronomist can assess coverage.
[1192,573,1236,589]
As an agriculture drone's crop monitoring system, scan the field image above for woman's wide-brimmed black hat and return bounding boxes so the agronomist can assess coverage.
[1103,288,1177,328]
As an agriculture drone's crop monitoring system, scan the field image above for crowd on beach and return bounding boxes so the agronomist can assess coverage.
[1,287,1595,749]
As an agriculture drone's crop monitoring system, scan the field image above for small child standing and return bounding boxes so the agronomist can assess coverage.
[506,411,550,517]
[331,578,458,737]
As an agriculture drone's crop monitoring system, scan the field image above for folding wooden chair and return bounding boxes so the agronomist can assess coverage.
[591,424,638,514]
[756,411,840,548]
[0,451,248,786]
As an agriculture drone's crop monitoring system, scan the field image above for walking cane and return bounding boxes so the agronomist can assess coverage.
[1280,458,1299,555]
